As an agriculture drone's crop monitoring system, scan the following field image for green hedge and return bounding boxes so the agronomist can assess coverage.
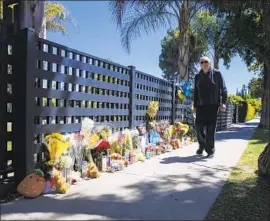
[238,101,247,123]
[245,103,256,122]
[228,95,260,123]
[238,101,256,122]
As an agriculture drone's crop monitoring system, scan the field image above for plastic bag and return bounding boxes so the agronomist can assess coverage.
[149,130,160,145]
[137,135,147,153]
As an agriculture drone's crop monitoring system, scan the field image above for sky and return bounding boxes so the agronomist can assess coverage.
[47,1,255,94]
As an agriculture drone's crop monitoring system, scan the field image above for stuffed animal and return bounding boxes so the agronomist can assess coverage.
[87,162,100,178]
[111,153,123,160]
[52,169,69,194]
[17,169,45,199]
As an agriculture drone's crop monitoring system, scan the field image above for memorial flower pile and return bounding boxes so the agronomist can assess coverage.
[16,117,192,199]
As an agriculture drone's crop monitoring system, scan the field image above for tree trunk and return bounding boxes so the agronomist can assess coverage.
[178,0,190,81]
[258,143,270,177]
[213,53,219,69]
[32,1,45,38]
[39,17,47,39]
[259,62,270,129]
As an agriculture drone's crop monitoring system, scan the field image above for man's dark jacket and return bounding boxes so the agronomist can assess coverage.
[193,69,228,108]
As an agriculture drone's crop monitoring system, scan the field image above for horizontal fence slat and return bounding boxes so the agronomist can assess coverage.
[135,88,172,100]
[135,99,172,107]
[34,107,129,117]
[34,88,129,103]
[36,51,130,81]
[135,77,173,92]
[34,69,130,93]
[35,121,129,134]
[134,110,172,116]
[37,38,130,71]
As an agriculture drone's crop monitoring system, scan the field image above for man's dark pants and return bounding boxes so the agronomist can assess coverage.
[195,105,219,154]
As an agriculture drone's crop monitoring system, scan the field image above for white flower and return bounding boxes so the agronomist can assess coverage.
[81,118,94,133]
[130,129,139,137]
[64,156,73,168]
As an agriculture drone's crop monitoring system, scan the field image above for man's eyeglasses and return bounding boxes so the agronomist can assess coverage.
[200,61,208,64]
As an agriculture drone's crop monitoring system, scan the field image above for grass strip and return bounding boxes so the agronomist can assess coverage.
[205,128,270,220]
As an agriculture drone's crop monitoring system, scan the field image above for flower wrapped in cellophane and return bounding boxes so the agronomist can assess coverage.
[174,122,189,135]
[121,129,133,150]
[147,101,159,119]
[81,118,94,138]
[44,133,71,166]
[69,133,87,171]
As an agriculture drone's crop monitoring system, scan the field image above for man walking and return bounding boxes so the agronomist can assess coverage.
[193,56,228,157]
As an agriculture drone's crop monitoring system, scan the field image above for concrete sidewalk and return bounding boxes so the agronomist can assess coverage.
[0,120,259,220]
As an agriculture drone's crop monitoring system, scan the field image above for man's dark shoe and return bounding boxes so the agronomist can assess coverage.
[207,149,215,158]
[196,148,204,155]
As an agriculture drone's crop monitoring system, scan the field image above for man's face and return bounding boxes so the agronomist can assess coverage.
[200,59,210,70]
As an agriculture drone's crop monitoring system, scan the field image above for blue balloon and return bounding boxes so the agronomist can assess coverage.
[180,81,191,97]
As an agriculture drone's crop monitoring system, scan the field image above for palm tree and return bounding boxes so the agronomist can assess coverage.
[110,0,209,80]
[0,1,75,39]
[40,1,76,39]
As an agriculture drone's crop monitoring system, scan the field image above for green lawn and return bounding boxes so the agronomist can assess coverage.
[205,128,270,220]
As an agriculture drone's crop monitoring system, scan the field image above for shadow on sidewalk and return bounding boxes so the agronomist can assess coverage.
[1,169,225,220]
[215,123,257,141]
[160,155,208,164]
[159,122,257,166]
[2,166,266,220]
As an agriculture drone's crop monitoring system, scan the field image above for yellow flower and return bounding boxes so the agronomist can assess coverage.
[45,133,70,164]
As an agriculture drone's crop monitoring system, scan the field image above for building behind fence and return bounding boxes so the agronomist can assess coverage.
[0,2,234,198]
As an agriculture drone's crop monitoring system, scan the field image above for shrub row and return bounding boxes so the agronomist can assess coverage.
[238,101,256,122]
[228,95,260,123]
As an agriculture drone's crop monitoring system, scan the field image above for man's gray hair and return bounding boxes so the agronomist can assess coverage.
[200,56,211,64]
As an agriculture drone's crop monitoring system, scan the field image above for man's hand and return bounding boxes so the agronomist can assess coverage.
[220,104,226,112]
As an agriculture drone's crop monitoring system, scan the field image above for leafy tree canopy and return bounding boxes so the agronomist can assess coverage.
[159,27,207,80]
[248,77,263,99]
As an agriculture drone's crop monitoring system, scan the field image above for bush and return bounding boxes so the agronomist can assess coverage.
[238,101,248,123]
[228,94,260,123]
[238,101,256,122]
[245,103,256,122]
[246,98,262,112]
[228,95,244,105]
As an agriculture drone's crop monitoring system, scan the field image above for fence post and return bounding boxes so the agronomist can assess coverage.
[128,66,136,129]
[172,83,176,124]
[13,28,37,184]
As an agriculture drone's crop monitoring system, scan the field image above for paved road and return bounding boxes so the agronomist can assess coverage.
[0,120,258,220]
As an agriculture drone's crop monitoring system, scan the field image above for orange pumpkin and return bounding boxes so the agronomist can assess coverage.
[17,169,45,199]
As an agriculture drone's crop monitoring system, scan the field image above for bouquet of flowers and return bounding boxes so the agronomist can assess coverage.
[81,118,94,137]
[96,140,110,153]
[44,133,71,166]
[174,127,186,140]
[157,121,170,137]
[147,101,159,119]
[131,129,139,150]
[98,127,111,140]
[69,133,88,171]
[138,125,147,136]
[121,129,133,150]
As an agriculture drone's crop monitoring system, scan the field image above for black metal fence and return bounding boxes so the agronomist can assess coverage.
[0,25,234,198]
[0,21,15,197]
[216,104,234,131]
